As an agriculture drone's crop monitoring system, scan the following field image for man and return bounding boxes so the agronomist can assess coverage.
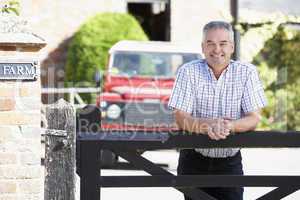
[168,21,267,200]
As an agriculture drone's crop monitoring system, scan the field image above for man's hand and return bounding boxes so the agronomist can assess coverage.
[223,117,235,133]
[174,109,262,139]
[207,118,232,140]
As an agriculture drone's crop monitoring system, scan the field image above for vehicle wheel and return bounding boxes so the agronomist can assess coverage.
[100,150,117,168]
[76,105,102,175]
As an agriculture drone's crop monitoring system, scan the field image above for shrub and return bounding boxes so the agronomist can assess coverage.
[65,12,148,91]
[254,25,300,130]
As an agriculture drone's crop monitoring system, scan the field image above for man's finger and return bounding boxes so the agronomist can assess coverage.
[215,132,227,139]
[223,117,233,120]
[212,123,229,137]
[208,130,219,140]
[212,130,227,140]
[223,120,233,131]
[222,129,230,136]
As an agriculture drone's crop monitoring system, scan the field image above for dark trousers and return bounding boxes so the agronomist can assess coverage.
[177,149,244,200]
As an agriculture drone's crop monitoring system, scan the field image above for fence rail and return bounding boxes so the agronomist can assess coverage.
[43,101,300,200]
[78,130,300,200]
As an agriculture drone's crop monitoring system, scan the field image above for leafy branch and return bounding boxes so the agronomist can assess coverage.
[1,0,20,15]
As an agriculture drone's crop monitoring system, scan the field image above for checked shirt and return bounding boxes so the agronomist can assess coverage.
[168,59,267,158]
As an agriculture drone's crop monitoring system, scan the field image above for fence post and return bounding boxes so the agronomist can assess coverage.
[44,99,76,200]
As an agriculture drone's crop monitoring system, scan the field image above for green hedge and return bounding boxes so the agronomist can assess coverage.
[65,12,148,89]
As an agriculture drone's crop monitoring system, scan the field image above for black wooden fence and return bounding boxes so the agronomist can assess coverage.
[78,130,300,200]
[44,102,300,200]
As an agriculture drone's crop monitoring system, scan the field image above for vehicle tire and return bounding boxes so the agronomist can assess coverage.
[100,150,117,168]
[76,105,119,171]
[76,105,101,175]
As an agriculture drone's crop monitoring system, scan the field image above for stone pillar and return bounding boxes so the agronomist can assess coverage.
[0,14,46,200]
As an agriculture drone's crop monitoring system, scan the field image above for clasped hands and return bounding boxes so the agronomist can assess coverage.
[207,118,234,140]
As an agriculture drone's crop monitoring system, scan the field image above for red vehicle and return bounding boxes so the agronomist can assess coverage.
[96,40,202,132]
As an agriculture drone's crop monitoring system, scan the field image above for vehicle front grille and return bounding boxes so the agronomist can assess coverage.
[124,102,174,127]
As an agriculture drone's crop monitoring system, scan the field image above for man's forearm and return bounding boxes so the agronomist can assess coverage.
[174,109,262,135]
[231,112,262,133]
[174,110,213,134]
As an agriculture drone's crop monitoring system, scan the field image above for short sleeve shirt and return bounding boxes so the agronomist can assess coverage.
[168,59,267,158]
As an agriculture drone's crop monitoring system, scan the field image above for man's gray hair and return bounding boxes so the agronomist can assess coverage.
[202,21,234,42]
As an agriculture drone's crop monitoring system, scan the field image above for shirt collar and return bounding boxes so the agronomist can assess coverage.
[204,60,234,74]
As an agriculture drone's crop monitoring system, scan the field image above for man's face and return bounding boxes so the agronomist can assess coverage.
[202,28,234,69]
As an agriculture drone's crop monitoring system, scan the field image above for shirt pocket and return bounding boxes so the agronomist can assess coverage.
[223,82,243,119]
[195,83,214,118]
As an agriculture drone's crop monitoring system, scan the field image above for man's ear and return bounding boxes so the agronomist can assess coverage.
[230,42,235,53]
[201,42,205,53]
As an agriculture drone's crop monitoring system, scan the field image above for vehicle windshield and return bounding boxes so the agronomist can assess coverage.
[110,51,201,77]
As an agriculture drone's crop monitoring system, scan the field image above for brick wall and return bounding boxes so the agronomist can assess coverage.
[0,56,43,200]
[0,14,45,200]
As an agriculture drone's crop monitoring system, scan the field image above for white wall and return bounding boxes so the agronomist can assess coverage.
[171,0,230,46]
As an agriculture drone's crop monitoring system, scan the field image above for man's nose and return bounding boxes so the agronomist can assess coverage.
[213,44,221,52]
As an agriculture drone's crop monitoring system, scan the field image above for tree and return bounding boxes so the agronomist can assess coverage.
[253,25,300,130]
